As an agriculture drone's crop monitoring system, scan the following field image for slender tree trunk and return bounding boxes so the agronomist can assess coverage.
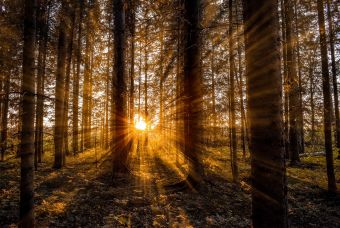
[54,0,69,169]
[308,50,317,151]
[280,0,289,159]
[235,3,246,159]
[183,0,204,187]
[326,0,340,158]
[211,46,217,144]
[159,24,164,136]
[105,31,111,149]
[128,0,135,131]
[112,0,128,173]
[82,2,93,151]
[316,0,337,192]
[20,0,36,226]
[229,0,239,183]
[63,4,75,157]
[243,0,288,227]
[73,0,83,155]
[1,72,9,161]
[285,0,301,164]
[144,18,149,147]
[293,0,305,155]
[35,0,50,166]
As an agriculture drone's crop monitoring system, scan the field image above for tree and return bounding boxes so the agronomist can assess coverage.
[1,72,9,161]
[243,0,288,227]
[326,0,340,159]
[229,0,239,183]
[82,1,94,151]
[182,0,205,187]
[72,0,84,155]
[54,0,70,169]
[63,1,76,156]
[112,0,128,173]
[34,0,50,168]
[20,0,36,226]
[316,0,337,192]
[128,0,136,134]
[285,0,301,164]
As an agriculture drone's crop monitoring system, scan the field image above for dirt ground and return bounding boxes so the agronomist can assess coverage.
[1,140,339,227]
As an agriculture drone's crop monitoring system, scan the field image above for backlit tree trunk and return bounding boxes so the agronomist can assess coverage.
[0,73,9,161]
[229,0,239,183]
[316,0,337,192]
[54,0,69,169]
[20,0,36,226]
[72,0,83,155]
[35,0,50,166]
[112,0,128,173]
[326,0,340,159]
[183,0,204,186]
[285,0,301,164]
[243,0,288,227]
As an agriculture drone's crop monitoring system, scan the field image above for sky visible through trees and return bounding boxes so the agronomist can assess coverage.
[0,0,339,227]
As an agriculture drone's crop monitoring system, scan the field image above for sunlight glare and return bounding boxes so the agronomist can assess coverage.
[135,118,147,131]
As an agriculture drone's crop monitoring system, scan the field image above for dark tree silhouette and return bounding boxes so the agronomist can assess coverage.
[20,0,36,226]
[243,0,288,227]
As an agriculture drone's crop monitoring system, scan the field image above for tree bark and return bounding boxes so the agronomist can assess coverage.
[285,0,301,164]
[293,0,305,155]
[0,72,9,161]
[326,0,340,158]
[243,0,288,227]
[183,0,205,187]
[72,0,83,155]
[20,0,36,226]
[63,2,75,157]
[316,0,337,192]
[229,0,239,183]
[280,0,289,159]
[54,0,69,169]
[112,0,128,173]
[35,0,50,167]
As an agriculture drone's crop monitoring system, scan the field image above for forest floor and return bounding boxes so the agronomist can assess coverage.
[1,136,340,227]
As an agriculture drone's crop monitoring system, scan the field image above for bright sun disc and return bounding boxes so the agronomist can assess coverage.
[135,119,147,130]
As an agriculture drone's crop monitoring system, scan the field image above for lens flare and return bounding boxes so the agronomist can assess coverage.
[135,118,147,131]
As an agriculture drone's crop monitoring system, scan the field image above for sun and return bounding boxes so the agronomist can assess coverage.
[135,118,147,131]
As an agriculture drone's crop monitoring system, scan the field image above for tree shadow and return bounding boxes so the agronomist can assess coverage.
[287,176,340,227]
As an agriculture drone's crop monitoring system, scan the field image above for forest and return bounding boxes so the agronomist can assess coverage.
[0,0,339,227]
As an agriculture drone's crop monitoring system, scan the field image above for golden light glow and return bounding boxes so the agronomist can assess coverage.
[135,118,147,131]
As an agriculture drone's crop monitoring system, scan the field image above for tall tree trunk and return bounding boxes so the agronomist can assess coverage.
[243,0,288,227]
[112,0,128,173]
[54,0,69,169]
[285,0,301,164]
[211,46,217,144]
[20,0,36,226]
[35,0,50,166]
[63,3,75,157]
[235,2,247,159]
[144,17,149,147]
[280,0,289,159]
[82,2,93,150]
[316,0,337,192]
[159,24,164,136]
[128,0,135,132]
[293,0,305,155]
[229,0,239,183]
[326,0,340,159]
[1,72,9,161]
[105,30,111,149]
[73,0,83,155]
[183,0,204,187]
